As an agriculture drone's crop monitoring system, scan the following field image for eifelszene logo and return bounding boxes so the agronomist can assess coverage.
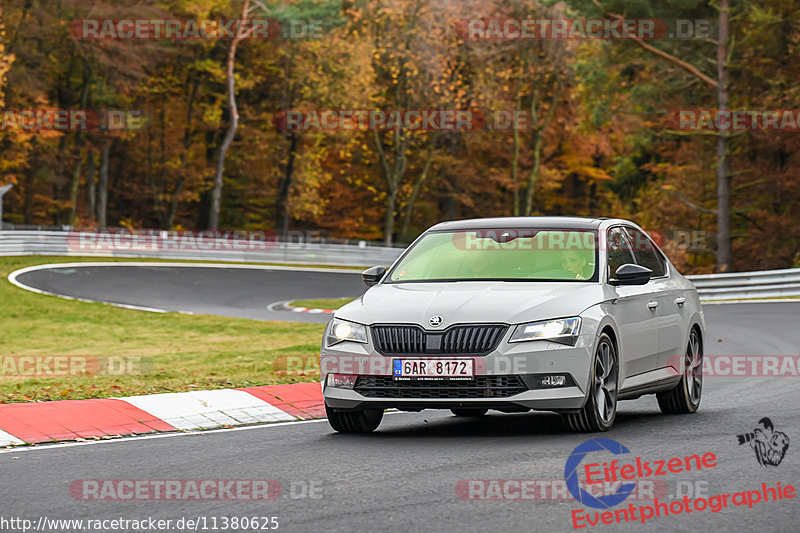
[564,438,718,510]
[736,417,789,466]
[565,438,636,509]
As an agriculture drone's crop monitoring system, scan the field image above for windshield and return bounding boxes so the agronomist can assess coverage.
[388,229,598,282]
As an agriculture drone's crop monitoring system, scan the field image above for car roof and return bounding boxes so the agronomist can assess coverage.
[428,216,619,231]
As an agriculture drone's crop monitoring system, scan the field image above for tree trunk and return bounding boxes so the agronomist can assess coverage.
[24,169,34,225]
[52,49,77,227]
[86,147,96,221]
[168,75,199,230]
[208,0,251,230]
[373,129,408,247]
[23,140,37,225]
[68,59,90,225]
[511,127,521,216]
[523,80,561,216]
[274,44,297,239]
[716,0,731,271]
[166,178,184,229]
[152,96,169,228]
[68,145,83,225]
[399,133,437,243]
[274,132,297,238]
[53,135,68,226]
[511,53,527,216]
[97,137,110,227]
[383,189,397,246]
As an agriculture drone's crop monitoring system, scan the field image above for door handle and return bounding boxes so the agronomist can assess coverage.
[647,301,659,310]
[675,297,687,306]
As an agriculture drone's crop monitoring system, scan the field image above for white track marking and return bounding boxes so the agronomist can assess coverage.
[0,411,403,454]
[0,418,331,454]
[7,261,361,314]
[6,266,170,312]
[8,261,361,284]
[117,389,296,430]
[0,429,25,447]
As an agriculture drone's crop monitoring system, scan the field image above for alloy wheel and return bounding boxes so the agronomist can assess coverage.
[593,338,618,424]
[685,329,703,405]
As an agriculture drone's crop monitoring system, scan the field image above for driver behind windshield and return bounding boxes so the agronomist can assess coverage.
[561,248,593,280]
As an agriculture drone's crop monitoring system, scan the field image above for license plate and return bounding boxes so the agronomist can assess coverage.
[392,359,473,380]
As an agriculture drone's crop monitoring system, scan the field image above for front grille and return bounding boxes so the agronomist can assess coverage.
[441,325,507,353]
[372,325,427,353]
[354,375,527,399]
[372,324,507,355]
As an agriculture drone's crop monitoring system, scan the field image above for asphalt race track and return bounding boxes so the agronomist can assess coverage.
[3,264,799,532]
[12,263,366,323]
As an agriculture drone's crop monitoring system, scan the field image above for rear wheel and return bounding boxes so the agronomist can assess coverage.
[450,408,488,417]
[325,403,383,433]
[563,333,618,432]
[657,328,702,414]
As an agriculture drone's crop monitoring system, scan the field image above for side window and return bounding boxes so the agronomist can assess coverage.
[624,227,666,277]
[606,227,636,279]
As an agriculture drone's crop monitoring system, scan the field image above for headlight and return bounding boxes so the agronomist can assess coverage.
[326,318,368,346]
[509,317,581,345]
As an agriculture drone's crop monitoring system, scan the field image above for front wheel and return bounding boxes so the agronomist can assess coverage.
[325,403,383,433]
[563,333,619,432]
[657,328,702,414]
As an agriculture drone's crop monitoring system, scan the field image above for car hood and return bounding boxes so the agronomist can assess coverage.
[337,281,612,327]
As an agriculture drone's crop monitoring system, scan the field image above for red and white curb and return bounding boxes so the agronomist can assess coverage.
[0,382,324,447]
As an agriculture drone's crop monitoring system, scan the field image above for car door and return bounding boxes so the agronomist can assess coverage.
[606,226,660,379]
[624,226,691,370]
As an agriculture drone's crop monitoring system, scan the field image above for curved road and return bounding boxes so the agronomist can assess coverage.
[12,262,366,323]
[2,264,799,532]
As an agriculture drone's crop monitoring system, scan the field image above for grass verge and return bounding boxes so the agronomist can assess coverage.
[0,255,326,403]
[289,297,355,310]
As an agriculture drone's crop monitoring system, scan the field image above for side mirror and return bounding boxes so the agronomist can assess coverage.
[610,263,652,286]
[361,266,387,288]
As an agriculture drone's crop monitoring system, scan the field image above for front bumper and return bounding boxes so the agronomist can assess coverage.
[321,331,596,413]
[324,384,587,412]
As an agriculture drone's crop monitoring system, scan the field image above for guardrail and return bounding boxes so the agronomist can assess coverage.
[0,230,403,267]
[1,230,799,301]
[687,268,800,301]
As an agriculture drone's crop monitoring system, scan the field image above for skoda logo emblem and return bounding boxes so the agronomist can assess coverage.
[429,316,443,327]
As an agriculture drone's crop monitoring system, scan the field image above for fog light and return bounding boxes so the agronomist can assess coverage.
[542,375,566,387]
[327,374,357,389]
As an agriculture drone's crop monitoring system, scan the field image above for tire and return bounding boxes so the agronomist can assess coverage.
[325,403,383,433]
[450,408,488,417]
[563,333,619,432]
[658,328,702,414]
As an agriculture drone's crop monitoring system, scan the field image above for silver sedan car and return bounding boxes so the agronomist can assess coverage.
[321,217,705,433]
